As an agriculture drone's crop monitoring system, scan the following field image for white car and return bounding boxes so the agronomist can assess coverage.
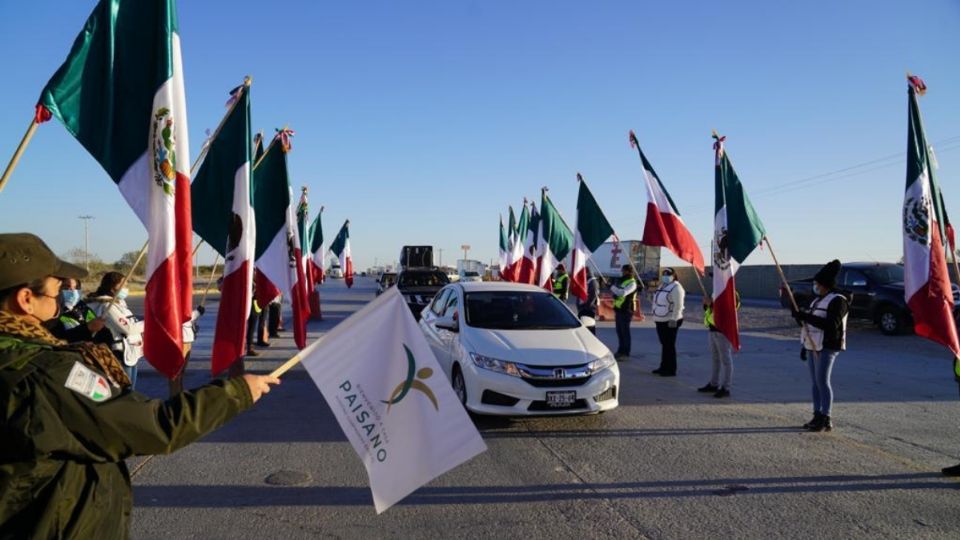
[458,270,483,283]
[418,282,619,415]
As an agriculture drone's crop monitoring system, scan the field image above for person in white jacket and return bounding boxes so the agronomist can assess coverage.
[86,272,144,389]
[651,267,685,377]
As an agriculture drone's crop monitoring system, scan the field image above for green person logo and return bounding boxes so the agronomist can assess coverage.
[382,344,439,412]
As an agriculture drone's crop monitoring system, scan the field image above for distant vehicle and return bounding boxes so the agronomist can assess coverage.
[400,245,433,269]
[778,262,960,335]
[376,272,397,296]
[591,240,660,288]
[418,281,619,416]
[457,259,485,282]
[329,264,343,279]
[396,268,449,320]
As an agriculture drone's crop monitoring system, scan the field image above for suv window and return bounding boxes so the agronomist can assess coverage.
[842,270,868,287]
[399,271,450,288]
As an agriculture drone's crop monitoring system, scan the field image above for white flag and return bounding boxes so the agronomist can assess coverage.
[300,287,487,513]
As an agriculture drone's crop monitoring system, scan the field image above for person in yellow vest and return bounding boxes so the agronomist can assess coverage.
[45,277,108,344]
[700,289,740,398]
[552,264,570,301]
[610,264,639,360]
[652,267,685,376]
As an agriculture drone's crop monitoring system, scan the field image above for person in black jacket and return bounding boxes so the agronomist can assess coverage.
[45,277,110,344]
[791,259,848,432]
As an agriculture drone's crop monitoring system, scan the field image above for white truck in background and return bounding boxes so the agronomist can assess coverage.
[456,259,485,282]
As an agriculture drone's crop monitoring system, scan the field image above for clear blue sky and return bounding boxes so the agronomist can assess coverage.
[2,0,959,271]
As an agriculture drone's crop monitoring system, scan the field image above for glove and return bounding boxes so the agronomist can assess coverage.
[800,347,807,361]
[197,305,206,316]
[790,307,803,327]
[668,320,677,329]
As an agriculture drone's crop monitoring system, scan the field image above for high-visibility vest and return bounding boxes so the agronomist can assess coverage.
[704,291,741,328]
[553,273,569,296]
[613,278,637,311]
[59,306,96,330]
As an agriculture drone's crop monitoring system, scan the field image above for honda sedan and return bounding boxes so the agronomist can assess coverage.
[418,282,619,415]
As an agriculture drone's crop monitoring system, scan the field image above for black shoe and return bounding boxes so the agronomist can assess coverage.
[942,463,960,477]
[615,353,628,361]
[713,387,730,398]
[256,341,271,347]
[698,383,718,393]
[245,348,260,357]
[808,415,833,432]
[652,368,663,374]
[802,413,823,430]
[268,332,280,338]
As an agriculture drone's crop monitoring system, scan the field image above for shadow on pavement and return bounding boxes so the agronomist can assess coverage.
[133,472,958,508]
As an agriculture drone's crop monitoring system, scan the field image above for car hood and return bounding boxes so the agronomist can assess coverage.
[462,326,610,366]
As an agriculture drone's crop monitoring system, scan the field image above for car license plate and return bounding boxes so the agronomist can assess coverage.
[546,391,576,408]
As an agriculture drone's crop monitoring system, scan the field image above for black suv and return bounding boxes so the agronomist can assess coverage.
[779,262,960,335]
[396,268,449,320]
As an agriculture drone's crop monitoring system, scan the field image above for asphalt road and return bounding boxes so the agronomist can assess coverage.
[127,277,960,539]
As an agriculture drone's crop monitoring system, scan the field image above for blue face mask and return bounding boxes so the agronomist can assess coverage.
[661,275,674,285]
[812,283,821,296]
[116,288,130,300]
[61,289,81,310]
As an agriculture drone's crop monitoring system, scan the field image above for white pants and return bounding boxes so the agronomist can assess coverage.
[709,331,733,388]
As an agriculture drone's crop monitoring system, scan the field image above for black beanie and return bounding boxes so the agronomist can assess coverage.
[814,259,841,288]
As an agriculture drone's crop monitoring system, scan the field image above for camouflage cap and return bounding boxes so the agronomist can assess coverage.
[0,233,87,290]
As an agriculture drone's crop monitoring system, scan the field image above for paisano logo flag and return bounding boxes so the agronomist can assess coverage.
[191,81,255,375]
[300,287,487,513]
[536,190,574,290]
[711,134,766,351]
[329,220,354,288]
[570,176,614,301]
[37,0,192,379]
[631,130,705,273]
[518,202,540,284]
[902,75,960,357]
[498,215,509,277]
[309,206,325,284]
[252,131,310,349]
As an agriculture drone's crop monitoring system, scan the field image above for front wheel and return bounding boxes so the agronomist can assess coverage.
[452,365,467,407]
[877,307,902,335]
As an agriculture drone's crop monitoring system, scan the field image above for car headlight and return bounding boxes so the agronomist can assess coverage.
[588,353,616,374]
[469,352,522,377]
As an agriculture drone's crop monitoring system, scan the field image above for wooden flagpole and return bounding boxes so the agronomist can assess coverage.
[190,76,252,177]
[763,236,817,351]
[0,118,41,195]
[198,253,222,308]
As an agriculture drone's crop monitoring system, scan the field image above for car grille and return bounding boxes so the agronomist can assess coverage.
[592,386,617,402]
[525,376,592,388]
[528,399,589,411]
[481,390,520,406]
[518,363,594,388]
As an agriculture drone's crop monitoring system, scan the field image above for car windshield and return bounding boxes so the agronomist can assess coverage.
[399,271,449,287]
[464,291,580,330]
[464,272,480,277]
[862,265,904,284]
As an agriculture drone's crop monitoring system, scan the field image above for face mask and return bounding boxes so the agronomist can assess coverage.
[116,288,130,300]
[661,275,673,285]
[61,289,81,310]
[812,283,821,296]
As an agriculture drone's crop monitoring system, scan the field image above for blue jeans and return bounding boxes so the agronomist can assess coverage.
[123,363,139,390]
[807,349,838,416]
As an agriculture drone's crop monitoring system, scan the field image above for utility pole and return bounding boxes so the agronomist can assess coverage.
[461,244,470,262]
[437,248,443,267]
[78,215,94,271]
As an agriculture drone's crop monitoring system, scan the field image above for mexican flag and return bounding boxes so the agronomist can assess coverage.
[329,220,354,288]
[37,0,192,379]
[632,131,705,273]
[509,204,529,280]
[252,133,310,349]
[569,177,614,301]
[502,206,519,282]
[518,202,540,284]
[711,134,766,351]
[191,82,255,375]
[902,75,960,357]
[309,206,325,284]
[498,215,508,277]
[296,188,315,291]
[536,191,574,290]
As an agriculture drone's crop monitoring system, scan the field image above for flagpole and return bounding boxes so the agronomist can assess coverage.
[192,239,205,256]
[198,253,222,308]
[0,118,41,195]
[763,236,817,350]
[189,77,252,177]
[270,351,306,378]
[252,135,278,170]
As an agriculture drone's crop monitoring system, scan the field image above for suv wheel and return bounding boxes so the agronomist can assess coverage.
[452,365,467,407]
[878,307,902,335]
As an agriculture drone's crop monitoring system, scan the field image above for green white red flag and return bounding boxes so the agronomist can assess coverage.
[191,82,255,375]
[252,132,310,349]
[329,220,353,288]
[309,206,325,284]
[711,134,766,351]
[508,204,529,280]
[518,202,540,284]
[296,188,315,291]
[536,190,574,290]
[631,131,705,273]
[37,0,192,379]
[498,215,509,277]
[902,75,960,357]
[569,176,614,301]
